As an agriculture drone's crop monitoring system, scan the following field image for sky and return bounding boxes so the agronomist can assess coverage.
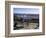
[13,8,39,14]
